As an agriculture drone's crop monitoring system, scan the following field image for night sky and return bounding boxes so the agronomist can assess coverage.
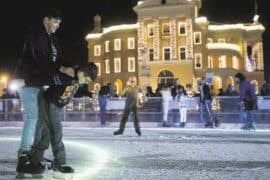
[0,0,269,78]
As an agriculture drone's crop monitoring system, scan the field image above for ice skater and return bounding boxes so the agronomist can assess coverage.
[14,8,76,177]
[161,85,172,127]
[176,84,187,127]
[114,77,143,136]
[28,63,97,177]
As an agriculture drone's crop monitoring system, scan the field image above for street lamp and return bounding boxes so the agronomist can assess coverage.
[1,75,8,88]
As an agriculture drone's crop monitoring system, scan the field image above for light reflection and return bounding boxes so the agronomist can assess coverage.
[0,137,111,180]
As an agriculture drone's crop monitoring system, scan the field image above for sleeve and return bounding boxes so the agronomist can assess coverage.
[26,73,73,86]
[239,82,246,101]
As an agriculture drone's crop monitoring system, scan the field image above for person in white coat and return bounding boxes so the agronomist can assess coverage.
[176,85,187,127]
[161,85,172,127]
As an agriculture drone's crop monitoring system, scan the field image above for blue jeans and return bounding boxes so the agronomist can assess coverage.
[200,100,213,124]
[98,96,107,125]
[17,87,41,152]
[240,105,254,127]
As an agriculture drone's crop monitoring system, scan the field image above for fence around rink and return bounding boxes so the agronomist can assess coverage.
[1,96,270,123]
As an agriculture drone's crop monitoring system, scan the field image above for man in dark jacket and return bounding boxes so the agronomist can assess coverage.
[98,82,112,126]
[114,77,142,136]
[31,63,97,175]
[14,8,75,177]
[235,73,257,130]
[199,78,214,128]
[260,78,270,96]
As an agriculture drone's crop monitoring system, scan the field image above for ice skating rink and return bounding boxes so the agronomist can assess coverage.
[1,126,270,180]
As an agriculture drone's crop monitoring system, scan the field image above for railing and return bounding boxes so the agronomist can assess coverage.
[1,96,270,123]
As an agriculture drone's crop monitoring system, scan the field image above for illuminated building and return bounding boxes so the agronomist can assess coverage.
[86,0,265,95]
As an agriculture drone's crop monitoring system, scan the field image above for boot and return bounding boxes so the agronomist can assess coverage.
[214,117,221,127]
[162,121,170,127]
[135,130,141,136]
[179,122,186,128]
[241,123,256,131]
[16,151,30,173]
[113,130,123,135]
[205,122,213,128]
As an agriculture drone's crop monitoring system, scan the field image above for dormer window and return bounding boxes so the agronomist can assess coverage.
[161,0,166,5]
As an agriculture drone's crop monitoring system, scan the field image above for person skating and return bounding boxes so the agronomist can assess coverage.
[161,85,172,127]
[29,62,97,176]
[98,82,112,126]
[235,73,257,130]
[176,84,187,128]
[14,8,75,177]
[199,78,214,128]
[114,77,143,136]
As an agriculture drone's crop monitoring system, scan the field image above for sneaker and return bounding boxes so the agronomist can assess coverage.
[113,130,123,135]
[54,164,74,173]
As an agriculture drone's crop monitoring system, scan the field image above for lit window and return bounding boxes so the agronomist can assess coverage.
[218,38,226,43]
[194,32,201,45]
[219,55,226,68]
[232,56,239,69]
[163,47,171,61]
[149,48,154,61]
[148,24,154,37]
[128,57,136,72]
[208,56,213,69]
[195,6,198,17]
[105,41,110,53]
[94,45,101,56]
[105,59,110,74]
[207,38,213,43]
[178,23,186,35]
[114,58,121,73]
[114,39,121,51]
[95,63,101,76]
[128,37,135,49]
[162,23,171,36]
[194,53,202,69]
[179,47,186,60]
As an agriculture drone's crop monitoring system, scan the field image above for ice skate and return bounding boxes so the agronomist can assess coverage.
[16,162,45,179]
[52,164,74,180]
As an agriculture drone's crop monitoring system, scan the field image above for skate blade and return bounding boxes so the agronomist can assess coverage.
[16,172,43,179]
[52,172,74,180]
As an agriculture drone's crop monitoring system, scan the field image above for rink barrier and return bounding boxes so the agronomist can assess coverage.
[0,96,270,123]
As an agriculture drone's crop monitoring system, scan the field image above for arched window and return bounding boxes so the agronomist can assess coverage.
[94,83,101,93]
[114,79,123,95]
[157,70,174,87]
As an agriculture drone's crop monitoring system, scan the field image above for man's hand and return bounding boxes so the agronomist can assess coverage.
[59,66,75,78]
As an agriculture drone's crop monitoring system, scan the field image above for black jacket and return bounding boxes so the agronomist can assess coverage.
[43,82,80,108]
[200,84,212,102]
[14,25,70,86]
